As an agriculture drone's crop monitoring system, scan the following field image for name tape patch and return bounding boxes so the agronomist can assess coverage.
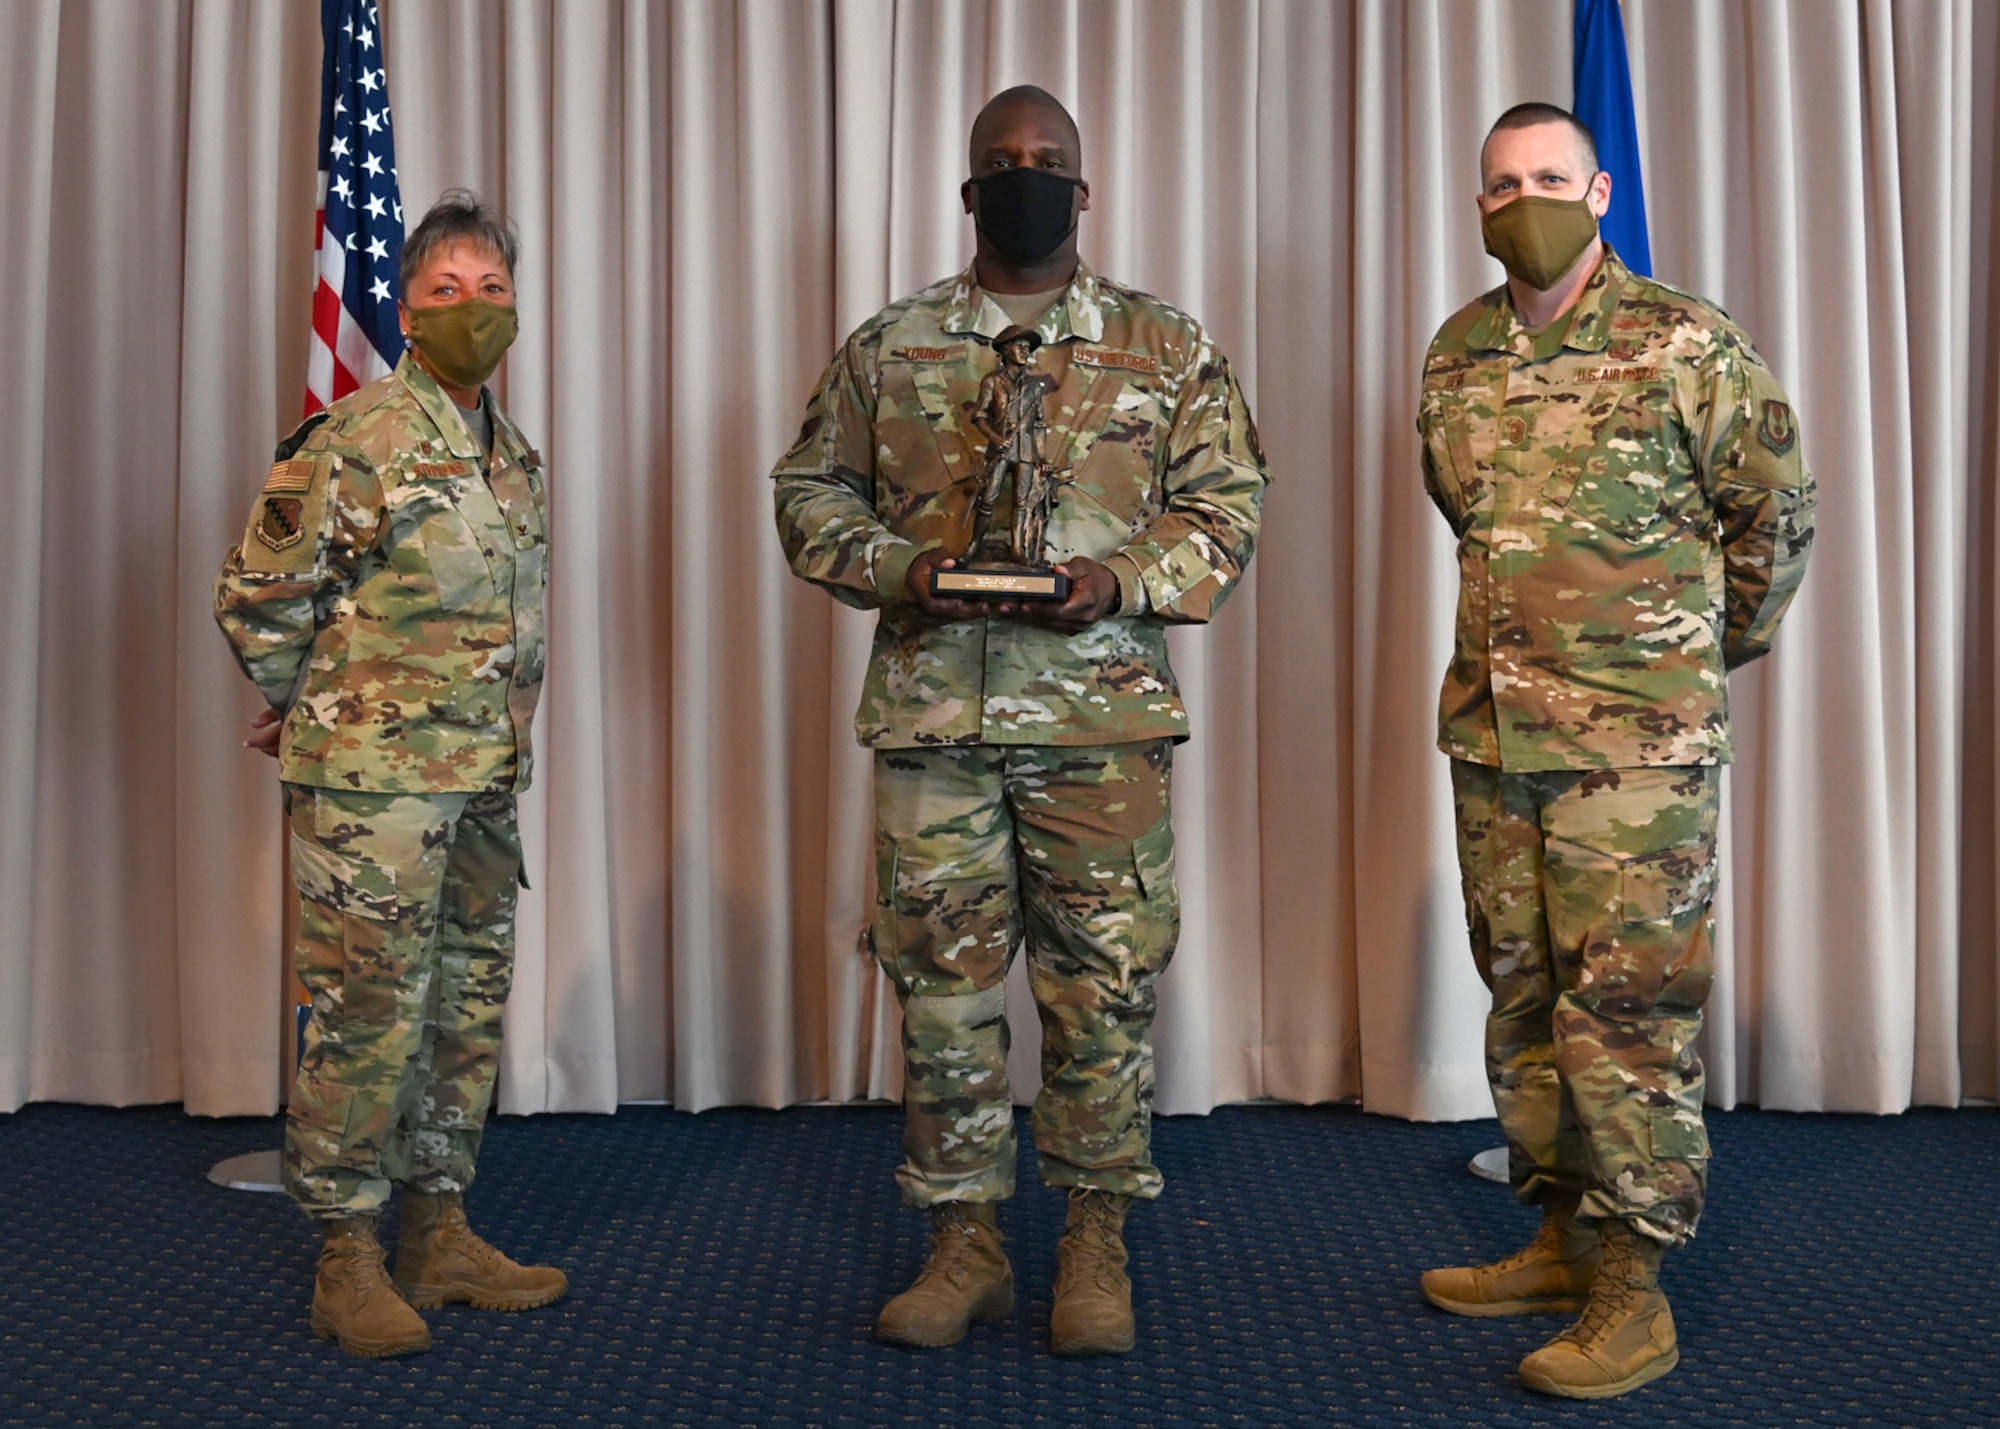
[888,345,962,363]
[412,459,477,479]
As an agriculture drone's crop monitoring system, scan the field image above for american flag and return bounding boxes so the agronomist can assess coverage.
[306,0,405,414]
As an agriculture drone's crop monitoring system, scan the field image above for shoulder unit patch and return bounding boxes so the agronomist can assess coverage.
[1758,399,1797,457]
[256,495,308,551]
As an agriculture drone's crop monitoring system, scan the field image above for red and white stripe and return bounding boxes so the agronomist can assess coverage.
[304,175,396,416]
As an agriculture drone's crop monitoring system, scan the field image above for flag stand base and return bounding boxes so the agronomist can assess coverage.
[1468,1146,1509,1184]
[209,1149,286,1193]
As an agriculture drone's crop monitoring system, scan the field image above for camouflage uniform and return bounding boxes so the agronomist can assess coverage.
[773,262,1267,1203]
[1419,249,1815,1244]
[215,354,547,1219]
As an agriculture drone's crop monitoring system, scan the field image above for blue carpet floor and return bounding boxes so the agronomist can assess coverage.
[0,1100,1995,1427]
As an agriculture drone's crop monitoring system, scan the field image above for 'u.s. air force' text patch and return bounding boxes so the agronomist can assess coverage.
[1759,399,1797,457]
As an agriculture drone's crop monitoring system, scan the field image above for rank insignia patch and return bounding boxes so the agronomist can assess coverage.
[257,495,307,551]
[1759,399,1797,457]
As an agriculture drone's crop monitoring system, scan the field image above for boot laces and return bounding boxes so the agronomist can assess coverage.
[1492,1216,1564,1273]
[918,1206,986,1289]
[1559,1232,1646,1347]
[326,1227,396,1297]
[1057,1193,1126,1294]
[440,1218,511,1270]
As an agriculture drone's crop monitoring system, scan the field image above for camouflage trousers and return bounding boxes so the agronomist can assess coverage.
[283,783,523,1220]
[1450,761,1720,1247]
[873,741,1179,1207]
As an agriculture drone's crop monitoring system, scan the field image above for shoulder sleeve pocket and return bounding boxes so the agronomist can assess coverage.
[1729,363,1808,492]
[238,456,335,578]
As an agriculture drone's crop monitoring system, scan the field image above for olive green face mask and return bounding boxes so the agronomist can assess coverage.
[404,297,519,389]
[1480,192,1600,291]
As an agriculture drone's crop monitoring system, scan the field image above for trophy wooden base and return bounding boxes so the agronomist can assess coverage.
[930,564,1071,603]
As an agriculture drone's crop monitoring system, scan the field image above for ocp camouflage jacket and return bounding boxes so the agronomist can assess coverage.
[1420,249,1816,771]
[772,261,1269,748]
[214,355,548,793]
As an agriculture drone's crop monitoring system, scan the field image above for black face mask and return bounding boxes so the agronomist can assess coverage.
[970,168,1083,266]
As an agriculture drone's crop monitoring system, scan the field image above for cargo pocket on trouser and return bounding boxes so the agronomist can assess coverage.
[290,834,400,921]
[290,832,404,1026]
[874,833,1017,997]
[1614,836,1719,1016]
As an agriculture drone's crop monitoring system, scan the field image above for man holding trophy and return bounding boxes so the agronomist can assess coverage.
[770,86,1267,1356]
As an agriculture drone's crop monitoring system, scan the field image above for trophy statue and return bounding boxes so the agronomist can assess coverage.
[930,325,1072,603]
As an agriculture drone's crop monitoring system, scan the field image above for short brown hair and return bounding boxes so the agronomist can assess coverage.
[399,188,520,295]
[1482,103,1598,177]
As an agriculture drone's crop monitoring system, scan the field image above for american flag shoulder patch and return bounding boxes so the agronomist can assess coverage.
[263,458,318,494]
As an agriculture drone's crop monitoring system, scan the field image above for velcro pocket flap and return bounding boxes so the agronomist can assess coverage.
[1620,847,1717,925]
[385,481,494,613]
[290,834,399,921]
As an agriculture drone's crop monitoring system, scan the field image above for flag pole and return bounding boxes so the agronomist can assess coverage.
[212,0,405,1195]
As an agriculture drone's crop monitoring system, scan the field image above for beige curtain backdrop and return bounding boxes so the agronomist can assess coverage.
[2,0,1995,1123]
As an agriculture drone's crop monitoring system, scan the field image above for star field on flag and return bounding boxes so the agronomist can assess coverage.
[306,0,405,414]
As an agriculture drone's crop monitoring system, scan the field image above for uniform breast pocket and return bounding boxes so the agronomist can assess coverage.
[877,361,973,513]
[385,481,495,613]
[1563,388,1677,542]
[1073,380,1163,524]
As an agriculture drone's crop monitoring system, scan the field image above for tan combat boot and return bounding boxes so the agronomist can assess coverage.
[1420,1204,1599,1316]
[876,1202,1015,1347]
[1518,1221,1679,1398]
[392,1190,569,1311]
[1050,1189,1136,1356]
[310,1217,432,1357]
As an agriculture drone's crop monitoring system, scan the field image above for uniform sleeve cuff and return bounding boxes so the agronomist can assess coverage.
[1105,553,1149,616]
[874,541,924,602]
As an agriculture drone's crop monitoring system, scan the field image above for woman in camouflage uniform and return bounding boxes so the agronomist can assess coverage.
[216,192,565,1357]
